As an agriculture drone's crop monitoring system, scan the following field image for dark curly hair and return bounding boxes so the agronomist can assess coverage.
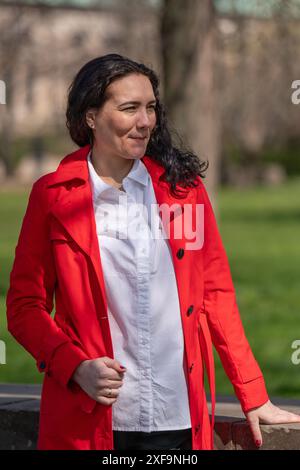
[66,53,208,197]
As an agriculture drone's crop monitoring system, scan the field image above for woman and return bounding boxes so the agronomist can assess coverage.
[6,54,300,451]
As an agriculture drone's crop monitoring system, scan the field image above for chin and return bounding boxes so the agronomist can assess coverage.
[126,151,144,160]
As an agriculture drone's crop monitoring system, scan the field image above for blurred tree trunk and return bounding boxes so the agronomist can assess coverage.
[160,0,221,207]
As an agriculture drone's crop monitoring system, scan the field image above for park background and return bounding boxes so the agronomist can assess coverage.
[0,0,300,402]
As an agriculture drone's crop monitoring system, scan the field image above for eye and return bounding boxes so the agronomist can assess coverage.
[123,105,156,112]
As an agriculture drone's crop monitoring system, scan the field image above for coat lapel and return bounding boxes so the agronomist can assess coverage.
[47,145,109,317]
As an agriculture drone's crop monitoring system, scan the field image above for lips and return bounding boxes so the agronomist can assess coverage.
[129,134,148,139]
[130,138,147,145]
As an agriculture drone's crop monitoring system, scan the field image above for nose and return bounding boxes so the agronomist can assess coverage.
[136,108,153,130]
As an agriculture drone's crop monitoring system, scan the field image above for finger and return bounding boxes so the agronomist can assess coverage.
[96,365,125,381]
[291,413,300,422]
[104,358,127,374]
[247,418,262,448]
[106,370,126,381]
[98,379,124,389]
[98,386,120,399]
[100,361,127,380]
[96,396,117,406]
[263,407,300,424]
[114,362,127,375]
[107,379,124,387]
[105,371,124,379]
[278,411,300,423]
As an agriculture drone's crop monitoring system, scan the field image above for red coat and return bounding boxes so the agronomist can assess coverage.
[6,144,269,450]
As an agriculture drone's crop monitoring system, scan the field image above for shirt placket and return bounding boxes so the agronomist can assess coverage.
[128,191,154,431]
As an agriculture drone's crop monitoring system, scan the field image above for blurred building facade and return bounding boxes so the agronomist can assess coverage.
[0,0,300,183]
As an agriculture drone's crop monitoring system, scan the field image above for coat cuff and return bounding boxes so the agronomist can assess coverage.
[233,375,270,413]
[39,341,90,389]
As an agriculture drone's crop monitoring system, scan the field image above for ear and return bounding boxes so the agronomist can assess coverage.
[85,108,97,129]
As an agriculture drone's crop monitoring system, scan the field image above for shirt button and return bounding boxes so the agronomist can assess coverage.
[176,248,184,259]
[39,361,46,370]
[187,305,194,316]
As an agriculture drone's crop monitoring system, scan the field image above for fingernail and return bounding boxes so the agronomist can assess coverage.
[255,440,262,447]
[120,365,127,370]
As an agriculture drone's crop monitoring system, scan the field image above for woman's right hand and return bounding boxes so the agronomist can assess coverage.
[71,356,127,406]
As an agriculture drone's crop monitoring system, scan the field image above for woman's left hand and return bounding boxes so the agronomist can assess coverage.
[245,399,300,448]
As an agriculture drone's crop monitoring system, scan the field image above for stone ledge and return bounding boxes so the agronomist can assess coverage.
[0,383,300,450]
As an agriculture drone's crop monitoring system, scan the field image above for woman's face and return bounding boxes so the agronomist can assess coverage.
[86,73,157,160]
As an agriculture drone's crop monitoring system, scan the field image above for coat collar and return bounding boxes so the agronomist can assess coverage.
[46,144,161,188]
[47,144,194,203]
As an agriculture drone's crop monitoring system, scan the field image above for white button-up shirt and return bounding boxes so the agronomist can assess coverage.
[87,151,191,432]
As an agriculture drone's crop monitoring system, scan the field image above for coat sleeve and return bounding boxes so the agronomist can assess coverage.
[198,180,269,413]
[6,178,90,389]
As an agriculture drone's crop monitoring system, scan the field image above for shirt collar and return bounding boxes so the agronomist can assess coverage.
[87,150,150,198]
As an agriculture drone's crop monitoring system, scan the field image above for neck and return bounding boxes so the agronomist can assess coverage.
[90,145,135,186]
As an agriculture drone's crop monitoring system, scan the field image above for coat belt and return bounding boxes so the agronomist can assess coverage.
[199,312,215,449]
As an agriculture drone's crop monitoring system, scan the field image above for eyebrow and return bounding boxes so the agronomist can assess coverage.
[119,99,157,106]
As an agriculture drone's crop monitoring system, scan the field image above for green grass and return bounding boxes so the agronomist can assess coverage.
[1,179,300,399]
[0,187,43,383]
[214,177,300,398]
